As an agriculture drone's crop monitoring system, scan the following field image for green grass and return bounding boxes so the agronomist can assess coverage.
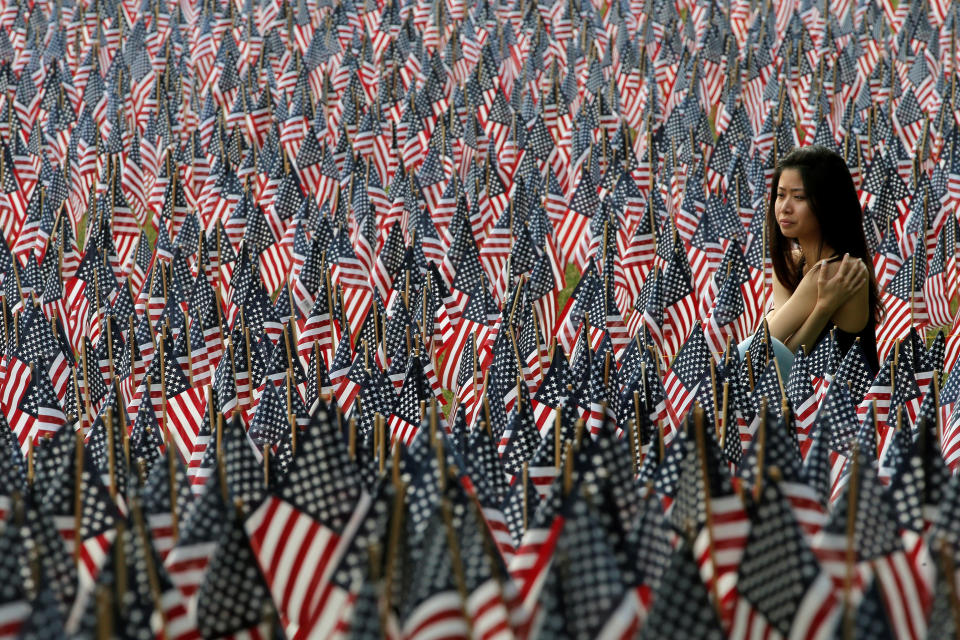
[559,262,581,311]
[76,202,157,253]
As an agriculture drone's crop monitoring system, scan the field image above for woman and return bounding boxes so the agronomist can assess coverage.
[760,145,881,376]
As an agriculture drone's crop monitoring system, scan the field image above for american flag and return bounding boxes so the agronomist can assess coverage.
[196,503,280,639]
[786,350,819,457]
[732,479,838,640]
[638,541,727,639]
[246,405,371,637]
[0,0,956,636]
[662,323,710,431]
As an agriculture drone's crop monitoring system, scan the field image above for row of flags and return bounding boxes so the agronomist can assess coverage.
[0,0,960,636]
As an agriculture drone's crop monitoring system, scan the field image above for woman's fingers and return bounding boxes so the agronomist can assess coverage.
[844,260,867,292]
[835,256,867,284]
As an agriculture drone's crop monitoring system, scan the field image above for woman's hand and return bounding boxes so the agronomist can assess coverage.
[816,254,868,314]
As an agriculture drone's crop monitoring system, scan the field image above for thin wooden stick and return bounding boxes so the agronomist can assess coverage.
[631,390,642,472]
[939,545,960,640]
[105,405,116,500]
[842,445,860,640]
[74,430,84,564]
[440,486,474,638]
[81,340,93,430]
[562,442,575,495]
[373,412,381,465]
[131,497,170,638]
[106,314,117,389]
[114,516,127,612]
[383,460,406,618]
[214,413,228,504]
[933,371,942,444]
[694,405,723,620]
[286,368,297,455]
[554,406,562,469]
[158,333,180,543]
[378,414,387,474]
[719,382,730,450]
[522,462,529,531]
[96,586,114,640]
[755,399,767,499]
[242,313,255,410]
[530,302,546,379]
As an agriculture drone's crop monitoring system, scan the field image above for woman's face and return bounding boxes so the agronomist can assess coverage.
[774,168,819,243]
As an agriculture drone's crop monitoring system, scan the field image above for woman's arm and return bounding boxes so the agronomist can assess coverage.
[781,254,868,352]
[780,296,837,354]
[825,258,870,333]
[766,263,820,344]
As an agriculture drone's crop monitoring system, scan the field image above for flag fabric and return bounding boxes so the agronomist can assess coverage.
[732,479,839,640]
[245,404,371,638]
[662,323,710,433]
[0,0,957,637]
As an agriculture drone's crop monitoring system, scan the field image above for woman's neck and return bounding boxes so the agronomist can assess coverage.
[798,238,835,270]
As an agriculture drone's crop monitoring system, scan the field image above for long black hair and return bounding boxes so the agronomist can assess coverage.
[766,145,881,323]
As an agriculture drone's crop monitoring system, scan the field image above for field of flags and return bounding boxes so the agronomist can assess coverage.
[5,0,960,635]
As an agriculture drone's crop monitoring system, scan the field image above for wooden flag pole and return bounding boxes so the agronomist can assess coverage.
[472,333,479,404]
[263,444,270,487]
[694,404,723,620]
[522,462,529,531]
[383,448,406,619]
[933,372,942,444]
[554,406,563,469]
[348,417,357,462]
[287,368,297,455]
[105,405,117,500]
[708,357,720,431]
[374,413,387,475]
[482,379,493,439]
[97,586,114,640]
[754,399,767,500]
[530,302,546,380]
[440,480,474,639]
[509,325,524,376]
[632,389,642,470]
[26,438,33,488]
[431,399,443,484]
[938,544,960,640]
[242,309,255,410]
[113,514,127,616]
[562,441,575,496]
[892,340,900,402]
[719,381,730,450]
[74,430,84,564]
[131,497,170,638]
[81,340,93,431]
[313,341,325,406]
[158,329,180,543]
[842,444,860,640]
[183,320,194,386]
